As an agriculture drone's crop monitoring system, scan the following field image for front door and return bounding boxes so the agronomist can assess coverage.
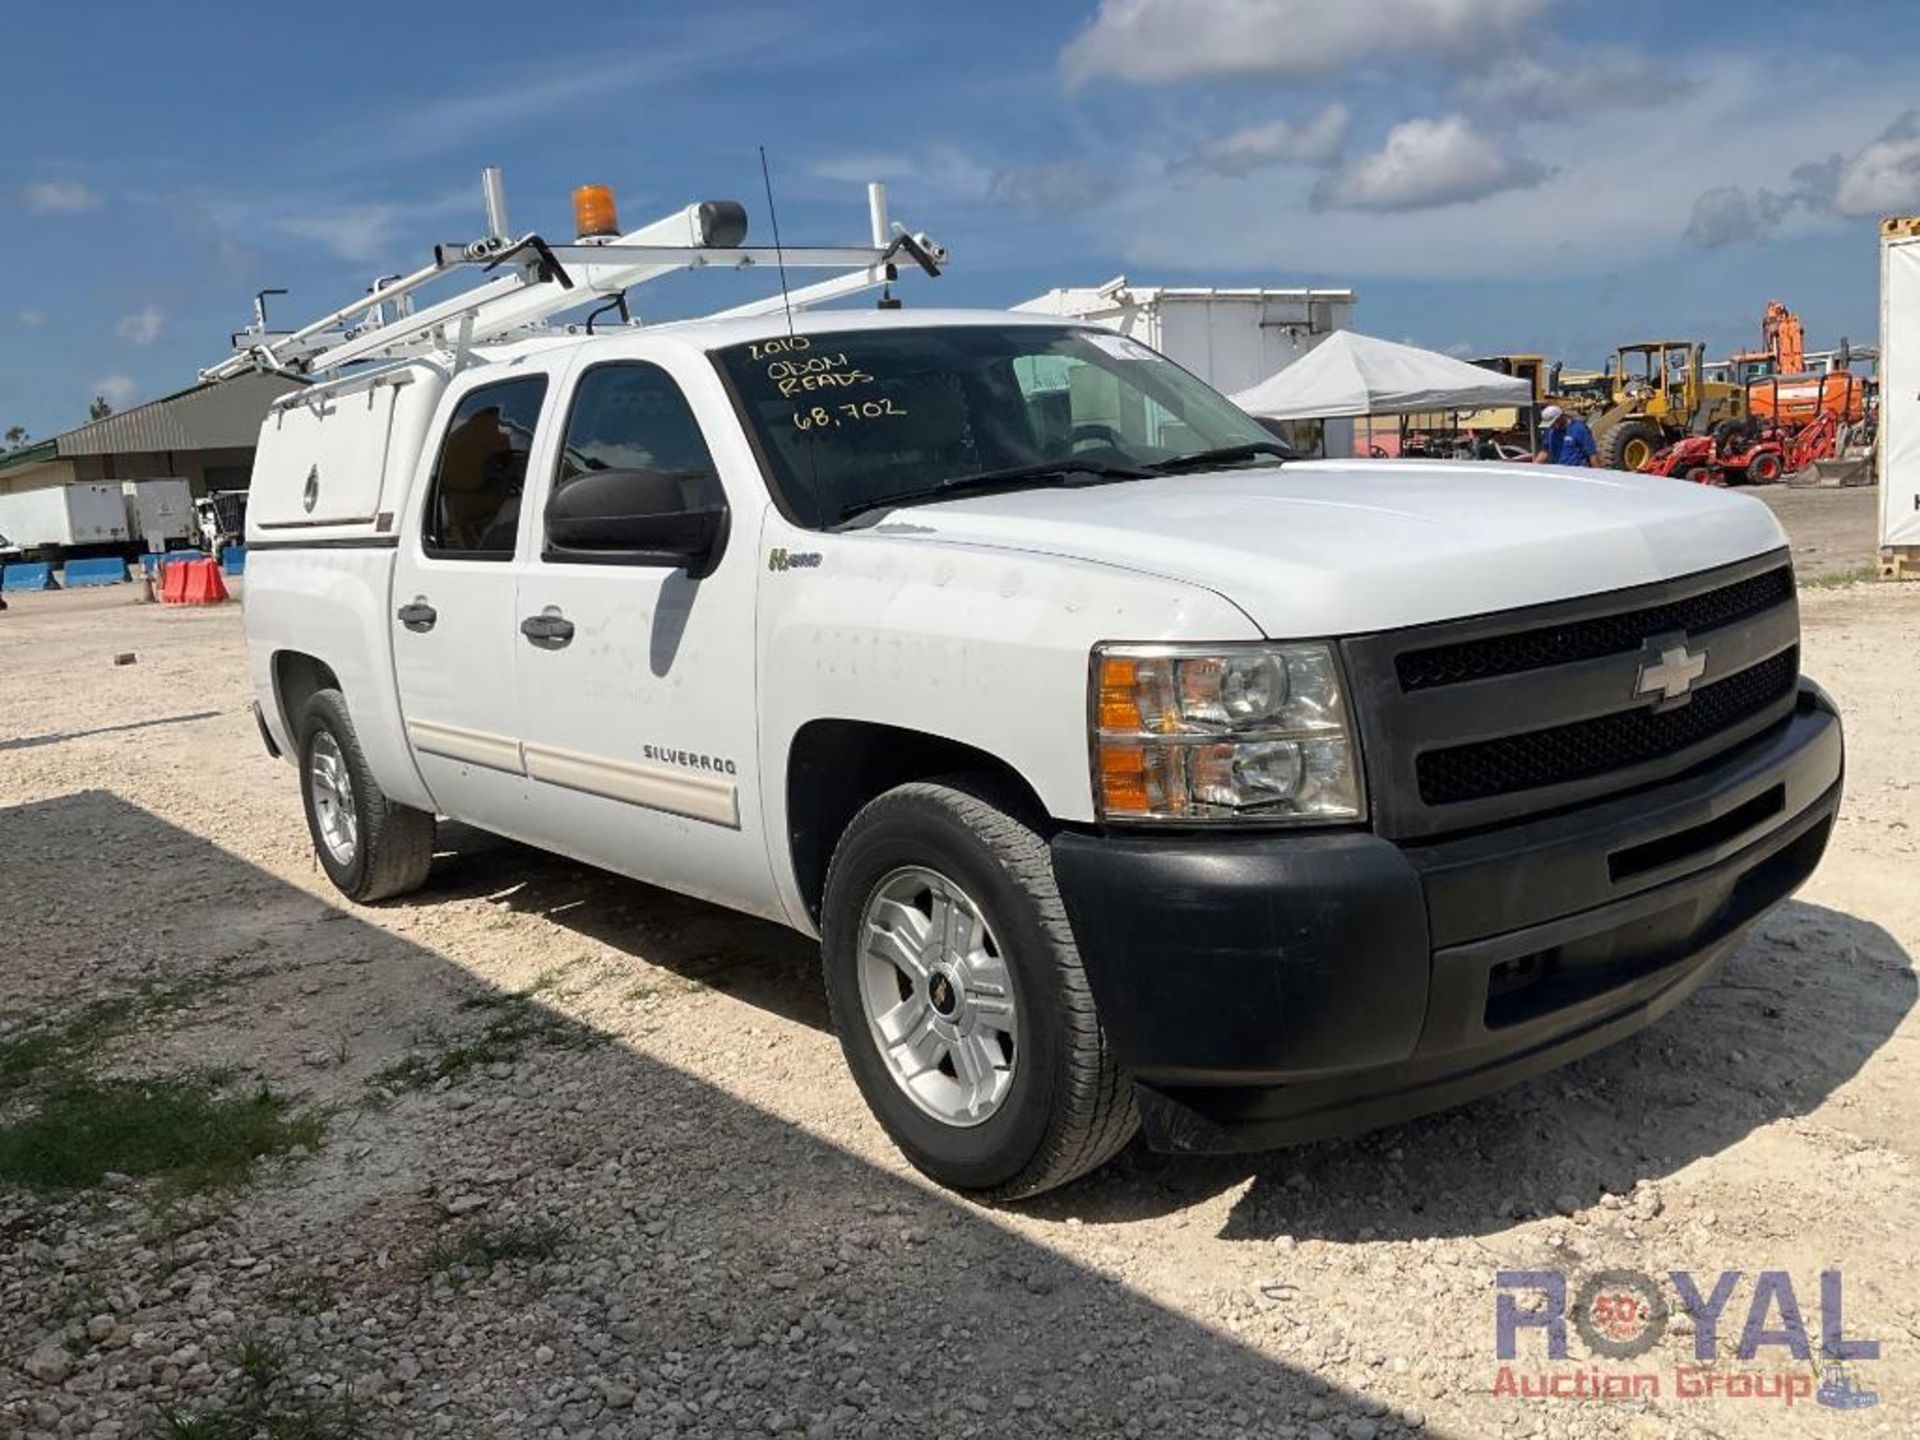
[390,370,551,840]
[511,356,779,918]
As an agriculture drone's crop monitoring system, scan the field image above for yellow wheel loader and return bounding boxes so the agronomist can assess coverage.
[1591,341,1747,471]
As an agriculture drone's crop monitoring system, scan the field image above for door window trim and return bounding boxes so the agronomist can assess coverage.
[538,358,728,569]
[418,373,551,563]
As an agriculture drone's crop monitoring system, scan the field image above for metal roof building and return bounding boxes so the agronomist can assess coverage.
[0,371,300,498]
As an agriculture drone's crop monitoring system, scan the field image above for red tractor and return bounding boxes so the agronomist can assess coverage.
[1644,430,1786,486]
[1644,408,1848,486]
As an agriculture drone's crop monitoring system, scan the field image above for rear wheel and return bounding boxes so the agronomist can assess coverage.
[820,778,1137,1200]
[1604,419,1664,472]
[1746,450,1785,484]
[298,689,435,903]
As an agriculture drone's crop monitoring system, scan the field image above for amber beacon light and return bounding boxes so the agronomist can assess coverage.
[572,184,620,240]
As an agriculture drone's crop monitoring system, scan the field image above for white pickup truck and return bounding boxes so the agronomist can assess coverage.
[241,306,1842,1199]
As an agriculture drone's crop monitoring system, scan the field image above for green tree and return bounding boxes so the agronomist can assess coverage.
[3,425,26,447]
[88,396,114,421]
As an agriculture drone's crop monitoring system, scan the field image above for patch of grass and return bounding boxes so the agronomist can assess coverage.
[421,1219,566,1277]
[523,966,569,995]
[622,982,661,1004]
[160,1335,359,1440]
[367,999,595,1096]
[1800,563,1879,589]
[238,1336,286,1389]
[279,1274,336,1315]
[0,972,247,1091]
[0,1075,326,1193]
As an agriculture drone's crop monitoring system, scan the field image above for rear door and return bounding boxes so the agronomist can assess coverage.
[510,355,780,917]
[390,369,552,838]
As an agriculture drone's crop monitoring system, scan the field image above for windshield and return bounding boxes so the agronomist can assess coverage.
[712,324,1278,527]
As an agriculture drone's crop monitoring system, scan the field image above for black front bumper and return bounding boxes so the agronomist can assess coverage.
[1050,681,1843,1154]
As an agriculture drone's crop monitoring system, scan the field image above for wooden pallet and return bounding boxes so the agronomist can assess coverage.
[1880,546,1920,581]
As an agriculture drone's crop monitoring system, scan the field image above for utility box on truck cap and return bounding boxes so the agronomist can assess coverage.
[249,363,448,541]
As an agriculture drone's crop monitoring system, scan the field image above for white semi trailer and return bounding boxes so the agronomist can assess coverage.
[0,482,131,558]
[122,478,197,551]
[1880,217,1920,577]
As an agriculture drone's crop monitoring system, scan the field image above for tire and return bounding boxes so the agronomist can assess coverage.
[297,688,436,903]
[1603,419,1663,472]
[820,778,1138,1200]
[1684,466,1720,486]
[1746,450,1784,484]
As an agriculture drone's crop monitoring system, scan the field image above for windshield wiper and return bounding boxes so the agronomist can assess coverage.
[1147,440,1295,473]
[837,458,1153,523]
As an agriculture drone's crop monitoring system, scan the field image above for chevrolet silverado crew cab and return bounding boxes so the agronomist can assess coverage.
[240,305,1842,1200]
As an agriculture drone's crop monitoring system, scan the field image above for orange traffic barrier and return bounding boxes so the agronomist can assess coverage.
[160,560,191,604]
[180,559,230,606]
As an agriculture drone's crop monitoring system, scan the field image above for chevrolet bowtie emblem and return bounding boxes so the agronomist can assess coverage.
[1635,632,1708,708]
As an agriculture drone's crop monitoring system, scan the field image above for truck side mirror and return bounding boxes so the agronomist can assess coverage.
[543,468,728,578]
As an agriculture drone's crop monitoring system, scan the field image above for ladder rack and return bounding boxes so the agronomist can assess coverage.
[202,174,944,384]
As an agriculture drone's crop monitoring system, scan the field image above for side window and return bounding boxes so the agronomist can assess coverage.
[554,363,719,506]
[421,376,548,559]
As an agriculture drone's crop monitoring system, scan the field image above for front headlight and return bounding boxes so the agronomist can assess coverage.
[1090,642,1365,824]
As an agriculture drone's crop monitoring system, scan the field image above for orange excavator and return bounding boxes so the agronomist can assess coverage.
[1735,300,1865,428]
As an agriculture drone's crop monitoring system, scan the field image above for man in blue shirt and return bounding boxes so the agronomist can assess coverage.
[1535,404,1599,466]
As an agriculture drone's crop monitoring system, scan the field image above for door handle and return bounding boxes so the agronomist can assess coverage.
[520,608,575,649]
[397,599,437,632]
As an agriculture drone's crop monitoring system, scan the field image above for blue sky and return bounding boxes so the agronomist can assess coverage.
[5,0,1918,439]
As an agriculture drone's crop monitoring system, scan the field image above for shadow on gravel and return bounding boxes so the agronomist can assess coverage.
[1042,901,1916,1242]
[333,821,1916,1252]
[410,821,831,1032]
[0,709,222,753]
[1,791,1385,1438]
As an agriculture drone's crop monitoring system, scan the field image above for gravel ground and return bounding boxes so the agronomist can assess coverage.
[1,556,1917,1439]
[1747,484,1879,581]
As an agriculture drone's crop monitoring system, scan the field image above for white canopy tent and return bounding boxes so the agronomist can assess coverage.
[1231,330,1532,421]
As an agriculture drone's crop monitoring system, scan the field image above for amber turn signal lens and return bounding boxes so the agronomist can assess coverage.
[573,184,620,239]
[1098,745,1150,814]
[1097,657,1143,732]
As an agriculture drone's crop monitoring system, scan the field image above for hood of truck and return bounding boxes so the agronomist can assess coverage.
[860,459,1789,638]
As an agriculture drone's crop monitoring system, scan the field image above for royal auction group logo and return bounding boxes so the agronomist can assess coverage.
[1494,1268,1880,1411]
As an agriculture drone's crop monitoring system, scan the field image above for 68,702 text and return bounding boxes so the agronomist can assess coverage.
[793,399,909,432]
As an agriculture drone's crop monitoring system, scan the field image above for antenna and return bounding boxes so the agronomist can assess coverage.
[758,146,796,338]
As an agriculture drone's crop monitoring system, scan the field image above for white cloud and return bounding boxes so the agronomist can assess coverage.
[116,305,165,346]
[92,375,139,409]
[1834,111,1920,216]
[991,161,1118,216]
[1684,110,1920,248]
[1061,0,1545,87]
[1105,53,1912,280]
[17,309,45,328]
[1456,47,1674,121]
[811,147,996,201]
[274,205,413,263]
[23,178,99,214]
[1314,115,1550,211]
[1194,105,1349,176]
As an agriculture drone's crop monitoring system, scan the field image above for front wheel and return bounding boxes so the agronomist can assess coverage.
[1604,419,1664,472]
[298,688,436,903]
[820,779,1137,1200]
